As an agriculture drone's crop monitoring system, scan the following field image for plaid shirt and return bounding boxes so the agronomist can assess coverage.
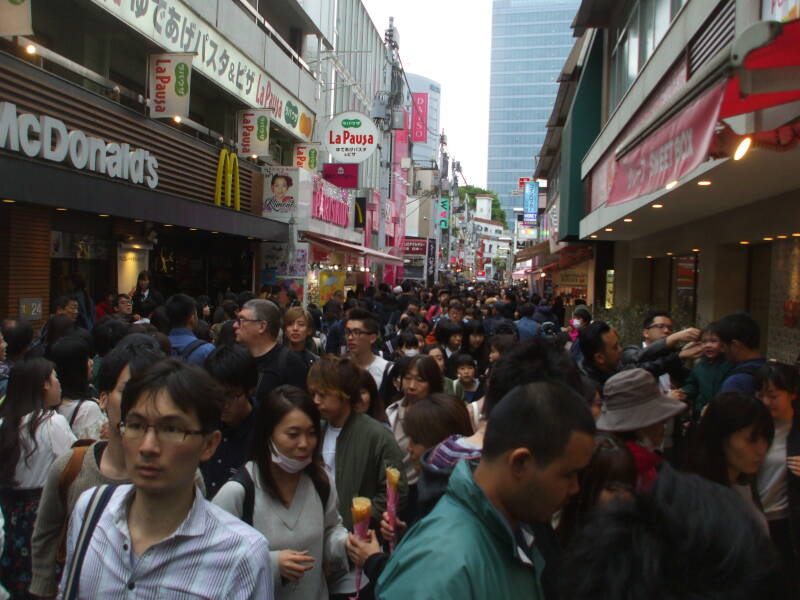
[57,484,272,599]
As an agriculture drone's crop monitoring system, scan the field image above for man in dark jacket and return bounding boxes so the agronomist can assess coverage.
[716,312,767,395]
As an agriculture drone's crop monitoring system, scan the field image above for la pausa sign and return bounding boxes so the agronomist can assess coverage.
[0,101,158,188]
[312,177,351,228]
[323,111,379,163]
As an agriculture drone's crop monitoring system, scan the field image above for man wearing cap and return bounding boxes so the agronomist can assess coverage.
[596,368,687,491]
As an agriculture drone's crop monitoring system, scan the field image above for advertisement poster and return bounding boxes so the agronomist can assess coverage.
[263,167,297,220]
[148,53,192,119]
[322,111,380,163]
[319,270,346,304]
[277,278,305,303]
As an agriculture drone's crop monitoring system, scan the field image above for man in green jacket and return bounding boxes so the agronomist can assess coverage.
[377,380,595,600]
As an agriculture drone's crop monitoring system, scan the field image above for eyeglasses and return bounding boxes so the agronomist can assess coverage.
[235,317,264,325]
[345,328,373,337]
[118,421,206,443]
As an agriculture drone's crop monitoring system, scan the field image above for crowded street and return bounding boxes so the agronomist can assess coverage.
[1,0,800,599]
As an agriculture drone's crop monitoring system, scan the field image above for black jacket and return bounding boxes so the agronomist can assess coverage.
[622,338,689,386]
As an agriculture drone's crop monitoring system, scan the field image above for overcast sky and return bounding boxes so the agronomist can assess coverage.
[362,0,492,188]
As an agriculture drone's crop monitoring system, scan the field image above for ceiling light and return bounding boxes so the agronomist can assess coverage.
[98,213,109,217]
[173,115,182,124]
[734,136,752,160]
[2,199,16,203]
[55,207,68,211]
[25,44,36,55]
[211,231,219,234]
[665,180,678,190]
[646,255,653,259]
[777,235,788,239]
[652,203,664,209]
[189,227,197,231]
[589,234,598,239]
[763,236,774,241]
[692,248,700,252]
[666,252,673,256]
[623,218,633,223]
[247,236,254,240]
[540,272,546,278]
[739,240,750,245]
[251,154,258,160]
[697,180,712,186]
[793,233,800,237]
[134,219,143,223]
[604,227,614,232]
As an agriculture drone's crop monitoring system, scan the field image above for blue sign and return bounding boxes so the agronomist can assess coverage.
[523,181,538,225]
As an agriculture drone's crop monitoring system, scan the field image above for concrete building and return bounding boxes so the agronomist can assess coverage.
[487,0,580,227]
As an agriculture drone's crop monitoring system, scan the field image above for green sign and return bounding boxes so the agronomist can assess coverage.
[284,102,299,127]
[308,148,317,169]
[256,116,269,141]
[174,62,189,96]
[342,118,362,128]
[439,197,450,230]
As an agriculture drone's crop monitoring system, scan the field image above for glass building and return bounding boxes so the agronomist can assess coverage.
[487,0,579,228]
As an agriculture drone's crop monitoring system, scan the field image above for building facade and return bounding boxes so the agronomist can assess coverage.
[405,73,441,166]
[487,0,579,227]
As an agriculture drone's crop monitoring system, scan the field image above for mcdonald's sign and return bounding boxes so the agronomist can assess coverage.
[215,149,240,210]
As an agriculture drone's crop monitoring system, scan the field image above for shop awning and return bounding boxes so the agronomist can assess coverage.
[514,240,550,263]
[300,231,403,266]
[608,19,800,207]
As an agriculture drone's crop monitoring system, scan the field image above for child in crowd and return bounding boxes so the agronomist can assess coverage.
[454,354,483,403]
[681,324,733,425]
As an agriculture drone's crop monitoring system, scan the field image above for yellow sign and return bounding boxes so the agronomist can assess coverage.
[214,149,240,210]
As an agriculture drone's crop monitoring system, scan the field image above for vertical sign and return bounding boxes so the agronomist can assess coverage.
[294,143,320,171]
[411,93,429,143]
[237,109,271,157]
[0,0,32,36]
[523,180,539,225]
[148,53,192,119]
[427,237,437,286]
[518,177,531,191]
[354,196,367,229]
[438,197,450,229]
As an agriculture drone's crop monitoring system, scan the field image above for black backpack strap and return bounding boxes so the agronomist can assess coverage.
[232,467,255,526]
[179,339,206,361]
[63,484,117,600]
[68,400,85,427]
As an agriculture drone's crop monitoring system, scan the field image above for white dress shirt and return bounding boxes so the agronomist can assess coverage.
[58,484,272,599]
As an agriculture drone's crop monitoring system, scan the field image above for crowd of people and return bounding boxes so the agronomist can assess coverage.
[0,269,796,599]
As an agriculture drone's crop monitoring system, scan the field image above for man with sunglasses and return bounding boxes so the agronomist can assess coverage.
[234,299,307,403]
[58,359,271,599]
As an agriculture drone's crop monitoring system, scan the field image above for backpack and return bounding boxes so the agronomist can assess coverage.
[231,466,330,526]
[173,339,207,362]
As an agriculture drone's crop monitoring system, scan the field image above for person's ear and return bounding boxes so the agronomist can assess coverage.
[369,332,378,345]
[507,448,533,478]
[98,390,109,412]
[200,430,222,462]
[593,351,605,367]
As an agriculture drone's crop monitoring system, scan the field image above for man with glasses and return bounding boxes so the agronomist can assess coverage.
[112,293,133,324]
[200,344,258,498]
[58,358,271,599]
[234,299,307,403]
[345,308,392,389]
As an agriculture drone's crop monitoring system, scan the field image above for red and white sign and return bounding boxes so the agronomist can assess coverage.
[323,111,379,163]
[322,163,359,189]
[312,177,351,228]
[411,93,428,143]
[403,237,428,255]
[518,177,531,190]
[608,83,725,206]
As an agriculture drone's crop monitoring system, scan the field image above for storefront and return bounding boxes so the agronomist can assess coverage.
[0,50,288,330]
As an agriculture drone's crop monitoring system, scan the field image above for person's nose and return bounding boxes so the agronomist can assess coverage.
[138,426,162,456]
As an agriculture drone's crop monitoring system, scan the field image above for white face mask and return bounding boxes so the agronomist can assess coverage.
[270,441,312,474]
[403,349,420,357]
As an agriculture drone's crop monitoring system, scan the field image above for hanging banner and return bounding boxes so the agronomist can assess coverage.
[438,197,450,230]
[294,143,320,171]
[354,196,367,229]
[403,237,428,255]
[237,109,271,157]
[523,181,539,225]
[608,82,725,206]
[411,93,428,143]
[323,111,380,163]
[0,0,32,36]
[322,163,359,189]
[148,53,192,119]
[426,237,437,286]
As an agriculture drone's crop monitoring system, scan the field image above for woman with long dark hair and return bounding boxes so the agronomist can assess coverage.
[213,385,348,600]
[0,358,76,596]
[49,335,107,440]
[685,391,774,532]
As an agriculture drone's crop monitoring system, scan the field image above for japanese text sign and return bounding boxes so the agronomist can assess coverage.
[237,109,271,157]
[148,53,192,119]
[323,111,379,163]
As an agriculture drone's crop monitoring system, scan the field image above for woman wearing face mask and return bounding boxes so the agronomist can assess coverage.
[685,391,774,534]
[754,362,800,594]
[385,355,443,524]
[0,359,76,597]
[214,385,349,600]
[395,330,421,360]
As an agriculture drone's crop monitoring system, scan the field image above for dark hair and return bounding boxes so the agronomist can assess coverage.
[489,334,516,357]
[486,337,587,419]
[215,321,237,347]
[1,319,33,359]
[113,294,131,309]
[218,300,239,323]
[714,312,760,350]
[461,320,486,349]
[483,381,596,464]
[237,291,256,308]
[519,302,536,318]
[149,306,170,334]
[685,391,774,487]
[307,355,362,407]
[557,434,636,545]
[44,314,75,348]
[96,333,165,394]
[196,295,211,319]
[397,330,420,350]
[0,358,56,486]
[165,293,197,329]
[642,310,671,330]
[404,393,473,448]
[204,344,257,393]
[346,307,380,335]
[448,300,464,314]
[54,295,76,310]
[405,355,444,395]
[136,270,151,283]
[434,320,462,346]
[49,335,91,399]
[755,362,800,413]
[270,173,294,188]
[560,466,778,600]
[251,385,329,505]
[92,317,130,357]
[573,307,591,323]
[194,319,213,343]
[579,321,612,368]
[121,358,223,433]
[454,353,476,369]
[358,367,387,423]
[243,299,281,338]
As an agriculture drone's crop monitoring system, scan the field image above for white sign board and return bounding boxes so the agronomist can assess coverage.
[0,0,32,36]
[148,53,192,119]
[323,112,379,163]
[237,109,271,157]
[89,0,315,141]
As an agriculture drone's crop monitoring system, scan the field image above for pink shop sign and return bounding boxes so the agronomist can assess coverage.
[312,177,351,228]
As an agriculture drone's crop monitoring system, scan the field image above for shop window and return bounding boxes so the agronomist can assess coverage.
[605,269,615,309]
[671,255,698,320]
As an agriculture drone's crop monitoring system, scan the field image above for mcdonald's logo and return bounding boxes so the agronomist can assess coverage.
[215,149,240,211]
[354,196,366,229]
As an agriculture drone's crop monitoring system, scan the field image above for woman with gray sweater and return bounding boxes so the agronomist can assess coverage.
[213,385,349,600]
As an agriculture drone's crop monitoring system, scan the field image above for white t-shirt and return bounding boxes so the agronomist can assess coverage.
[2,411,76,489]
[366,355,391,390]
[57,399,108,441]
[757,420,791,520]
[322,425,342,485]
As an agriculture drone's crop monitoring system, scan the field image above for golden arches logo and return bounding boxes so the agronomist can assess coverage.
[215,149,240,211]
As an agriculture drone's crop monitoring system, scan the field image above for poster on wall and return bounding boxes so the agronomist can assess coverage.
[277,278,305,303]
[319,270,346,304]
[51,232,110,259]
[262,167,298,220]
